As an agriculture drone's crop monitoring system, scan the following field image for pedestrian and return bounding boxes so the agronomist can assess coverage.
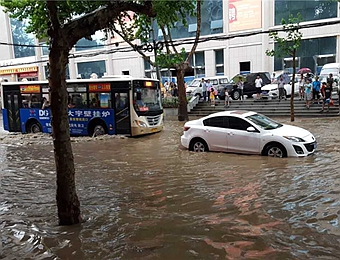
[298,74,305,100]
[277,75,286,101]
[206,79,212,102]
[255,74,263,99]
[271,72,276,83]
[224,88,230,108]
[312,76,321,104]
[237,76,244,101]
[327,73,334,92]
[321,82,332,112]
[304,78,313,109]
[210,87,215,106]
[201,78,207,102]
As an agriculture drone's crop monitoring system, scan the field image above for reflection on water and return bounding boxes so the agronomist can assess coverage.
[1,117,340,259]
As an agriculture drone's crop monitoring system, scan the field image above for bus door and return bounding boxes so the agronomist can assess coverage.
[113,91,131,135]
[3,86,22,132]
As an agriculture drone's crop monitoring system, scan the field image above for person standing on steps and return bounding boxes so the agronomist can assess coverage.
[255,74,262,99]
[304,78,313,109]
[278,75,286,101]
[237,76,244,101]
[201,78,207,102]
[312,76,321,105]
[321,82,332,112]
[298,74,305,101]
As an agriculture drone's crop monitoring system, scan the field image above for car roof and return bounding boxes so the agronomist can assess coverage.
[202,110,257,120]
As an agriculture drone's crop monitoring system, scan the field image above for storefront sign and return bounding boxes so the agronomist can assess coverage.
[0,66,38,75]
[18,72,38,78]
[229,0,262,32]
[20,85,41,93]
[89,83,111,92]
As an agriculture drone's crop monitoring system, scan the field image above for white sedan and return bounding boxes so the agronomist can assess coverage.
[181,111,316,158]
[261,81,300,99]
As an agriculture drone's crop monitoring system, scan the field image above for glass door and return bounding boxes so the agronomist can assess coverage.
[4,88,22,132]
[113,91,131,135]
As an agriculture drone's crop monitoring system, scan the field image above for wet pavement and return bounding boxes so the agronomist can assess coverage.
[1,117,340,259]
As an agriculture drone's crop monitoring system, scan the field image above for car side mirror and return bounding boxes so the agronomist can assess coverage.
[246,126,257,132]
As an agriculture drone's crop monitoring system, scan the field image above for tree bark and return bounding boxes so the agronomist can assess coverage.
[290,49,296,122]
[49,42,81,225]
[47,1,81,225]
[177,63,189,121]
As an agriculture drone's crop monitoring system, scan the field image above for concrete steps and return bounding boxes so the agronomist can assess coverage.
[188,98,340,118]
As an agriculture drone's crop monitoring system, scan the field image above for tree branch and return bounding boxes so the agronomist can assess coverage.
[63,1,156,48]
[186,0,201,63]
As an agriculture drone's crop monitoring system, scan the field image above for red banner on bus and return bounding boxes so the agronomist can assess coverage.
[89,83,111,92]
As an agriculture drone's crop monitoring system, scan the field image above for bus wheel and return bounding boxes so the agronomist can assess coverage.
[92,124,106,137]
[28,122,42,133]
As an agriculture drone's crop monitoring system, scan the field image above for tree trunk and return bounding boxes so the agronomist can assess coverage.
[177,64,188,121]
[290,49,296,122]
[49,39,81,225]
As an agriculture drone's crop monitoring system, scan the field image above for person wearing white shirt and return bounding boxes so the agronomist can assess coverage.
[255,75,263,99]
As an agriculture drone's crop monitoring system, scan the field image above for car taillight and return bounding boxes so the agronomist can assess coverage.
[184,126,190,131]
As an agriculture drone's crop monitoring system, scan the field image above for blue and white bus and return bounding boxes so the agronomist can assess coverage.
[1,76,163,136]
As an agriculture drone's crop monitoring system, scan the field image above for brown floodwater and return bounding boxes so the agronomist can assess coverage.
[1,117,340,259]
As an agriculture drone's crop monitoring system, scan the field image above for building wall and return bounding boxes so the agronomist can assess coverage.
[1,1,340,82]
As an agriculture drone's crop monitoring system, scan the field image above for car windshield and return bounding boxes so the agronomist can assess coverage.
[246,113,283,130]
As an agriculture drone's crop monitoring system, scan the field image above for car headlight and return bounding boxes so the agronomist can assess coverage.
[135,120,148,128]
[283,136,305,142]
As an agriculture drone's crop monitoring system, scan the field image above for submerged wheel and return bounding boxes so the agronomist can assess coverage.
[28,121,42,133]
[92,124,106,137]
[264,143,287,158]
[189,138,208,152]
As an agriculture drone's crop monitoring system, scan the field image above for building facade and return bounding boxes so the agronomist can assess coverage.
[0,0,340,82]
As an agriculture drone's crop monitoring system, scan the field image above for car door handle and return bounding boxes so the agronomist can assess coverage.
[227,132,233,136]
[204,129,210,133]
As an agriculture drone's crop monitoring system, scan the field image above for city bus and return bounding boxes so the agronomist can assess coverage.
[0,76,163,137]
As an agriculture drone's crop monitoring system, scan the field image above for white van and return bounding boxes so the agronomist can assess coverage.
[319,63,340,92]
[186,76,230,98]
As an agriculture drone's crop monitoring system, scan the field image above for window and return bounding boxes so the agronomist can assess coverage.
[75,31,105,51]
[203,116,226,128]
[77,61,106,79]
[274,36,336,74]
[89,93,111,108]
[275,0,337,25]
[67,84,87,108]
[189,52,205,78]
[215,50,224,76]
[228,117,251,131]
[10,19,35,58]
[158,0,223,39]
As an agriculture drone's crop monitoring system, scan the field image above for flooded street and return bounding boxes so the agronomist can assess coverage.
[1,117,340,259]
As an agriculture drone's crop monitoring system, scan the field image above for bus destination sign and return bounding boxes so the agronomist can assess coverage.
[20,85,40,93]
[89,83,111,92]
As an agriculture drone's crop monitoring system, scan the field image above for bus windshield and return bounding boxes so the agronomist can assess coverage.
[133,82,163,113]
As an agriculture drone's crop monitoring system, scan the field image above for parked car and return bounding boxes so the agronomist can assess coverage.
[217,74,246,100]
[186,76,230,98]
[261,73,300,99]
[218,72,271,100]
[180,110,316,158]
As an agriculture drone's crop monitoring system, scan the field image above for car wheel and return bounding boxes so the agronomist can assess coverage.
[189,138,208,152]
[232,90,240,100]
[28,121,42,133]
[264,143,287,158]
